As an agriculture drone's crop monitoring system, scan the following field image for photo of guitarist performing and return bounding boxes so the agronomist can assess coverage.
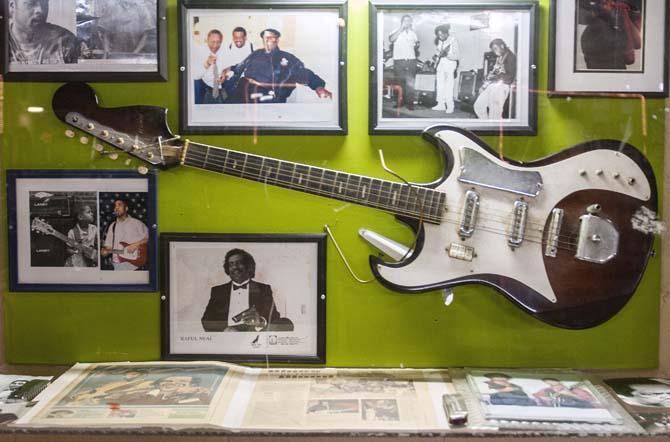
[100,196,149,271]
[29,191,99,268]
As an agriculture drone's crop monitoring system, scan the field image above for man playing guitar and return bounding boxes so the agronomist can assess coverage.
[100,198,148,270]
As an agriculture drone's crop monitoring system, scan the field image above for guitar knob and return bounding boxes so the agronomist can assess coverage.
[86,123,95,130]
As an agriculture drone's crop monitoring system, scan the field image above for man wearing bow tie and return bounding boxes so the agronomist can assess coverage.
[201,248,281,332]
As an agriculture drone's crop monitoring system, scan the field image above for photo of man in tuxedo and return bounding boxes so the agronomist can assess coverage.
[201,248,293,332]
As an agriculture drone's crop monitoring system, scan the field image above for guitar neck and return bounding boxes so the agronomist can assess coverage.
[48,229,71,244]
[181,142,445,224]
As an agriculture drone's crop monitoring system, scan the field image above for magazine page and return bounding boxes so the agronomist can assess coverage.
[604,377,670,434]
[220,367,452,432]
[15,361,242,428]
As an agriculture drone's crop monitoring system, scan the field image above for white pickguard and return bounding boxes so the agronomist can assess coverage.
[375,129,652,305]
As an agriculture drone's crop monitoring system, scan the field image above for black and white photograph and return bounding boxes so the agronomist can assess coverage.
[7,170,158,292]
[361,399,400,421]
[161,233,326,363]
[369,1,537,135]
[549,0,668,96]
[179,0,347,134]
[466,370,621,423]
[605,378,670,408]
[2,0,167,80]
[29,191,99,268]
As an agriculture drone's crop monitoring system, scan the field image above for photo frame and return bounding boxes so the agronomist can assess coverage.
[7,170,158,292]
[549,0,669,97]
[179,0,347,135]
[369,0,538,135]
[161,233,326,363]
[1,0,167,81]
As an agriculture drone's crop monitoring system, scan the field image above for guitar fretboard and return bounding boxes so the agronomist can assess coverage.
[182,142,445,224]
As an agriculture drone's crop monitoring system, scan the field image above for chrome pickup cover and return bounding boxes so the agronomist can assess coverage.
[459,190,480,238]
[576,214,619,264]
[458,147,543,197]
[508,200,528,248]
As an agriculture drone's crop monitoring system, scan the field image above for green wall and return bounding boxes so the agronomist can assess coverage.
[1,0,664,367]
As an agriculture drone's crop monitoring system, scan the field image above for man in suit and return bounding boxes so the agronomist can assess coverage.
[201,248,292,332]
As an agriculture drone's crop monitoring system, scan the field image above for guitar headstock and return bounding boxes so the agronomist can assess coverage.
[52,83,183,169]
[31,218,55,236]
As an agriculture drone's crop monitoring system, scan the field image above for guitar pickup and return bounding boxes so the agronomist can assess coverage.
[508,200,528,249]
[459,190,480,238]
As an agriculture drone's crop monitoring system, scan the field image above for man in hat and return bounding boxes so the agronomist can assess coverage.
[225,28,332,103]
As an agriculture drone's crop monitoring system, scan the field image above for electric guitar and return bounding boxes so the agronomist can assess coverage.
[31,217,98,267]
[104,241,147,268]
[52,83,659,329]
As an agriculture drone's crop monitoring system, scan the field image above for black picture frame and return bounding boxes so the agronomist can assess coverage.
[369,0,538,135]
[7,169,158,292]
[548,0,669,97]
[178,0,347,135]
[1,0,168,82]
[161,233,327,364]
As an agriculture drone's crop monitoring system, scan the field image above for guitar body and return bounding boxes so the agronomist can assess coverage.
[114,242,148,267]
[50,83,659,328]
[371,126,657,329]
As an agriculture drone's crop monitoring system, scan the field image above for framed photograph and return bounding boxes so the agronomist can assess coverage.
[161,233,326,363]
[465,369,622,424]
[549,0,669,96]
[369,0,538,135]
[7,170,158,292]
[1,0,167,81]
[179,0,347,135]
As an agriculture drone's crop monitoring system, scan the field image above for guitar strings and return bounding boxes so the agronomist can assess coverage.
[184,142,575,234]
[183,146,582,249]
[183,150,582,250]
[183,154,581,252]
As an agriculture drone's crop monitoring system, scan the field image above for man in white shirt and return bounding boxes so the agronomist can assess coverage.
[192,29,226,104]
[432,24,460,113]
[389,15,419,110]
[220,26,254,97]
[65,204,98,267]
[224,27,254,69]
[101,199,149,271]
